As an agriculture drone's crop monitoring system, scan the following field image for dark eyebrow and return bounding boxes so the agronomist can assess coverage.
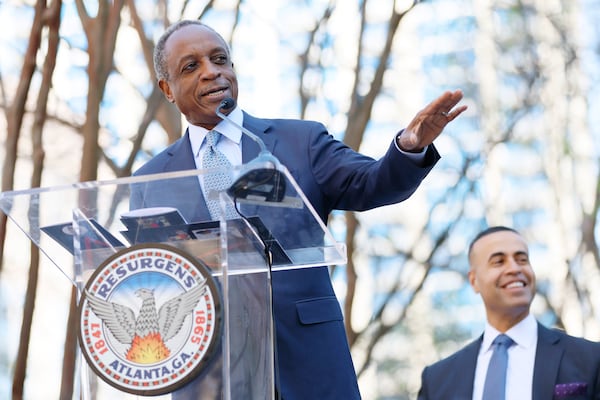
[177,45,228,61]
[487,251,506,261]
[176,54,196,66]
[488,250,528,262]
[214,45,229,54]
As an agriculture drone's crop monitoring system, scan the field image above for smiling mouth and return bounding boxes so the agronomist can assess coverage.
[504,281,526,289]
[203,88,227,97]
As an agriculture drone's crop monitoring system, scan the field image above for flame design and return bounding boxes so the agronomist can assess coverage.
[84,282,207,365]
[126,332,171,363]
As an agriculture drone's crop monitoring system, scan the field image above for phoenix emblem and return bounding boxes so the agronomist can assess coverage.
[85,282,207,363]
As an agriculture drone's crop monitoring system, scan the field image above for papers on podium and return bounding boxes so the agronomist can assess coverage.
[41,219,125,254]
[41,207,290,266]
[120,207,186,230]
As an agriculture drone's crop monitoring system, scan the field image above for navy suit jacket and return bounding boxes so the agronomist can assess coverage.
[418,322,600,400]
[132,112,440,399]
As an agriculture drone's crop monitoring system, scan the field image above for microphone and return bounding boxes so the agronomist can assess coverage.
[215,98,285,202]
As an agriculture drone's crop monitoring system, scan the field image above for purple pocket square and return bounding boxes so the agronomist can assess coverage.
[554,382,587,398]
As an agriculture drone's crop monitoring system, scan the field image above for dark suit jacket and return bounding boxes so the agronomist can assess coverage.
[132,112,439,399]
[418,322,600,400]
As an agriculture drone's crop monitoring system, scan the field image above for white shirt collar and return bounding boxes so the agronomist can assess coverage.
[482,313,537,352]
[188,106,244,156]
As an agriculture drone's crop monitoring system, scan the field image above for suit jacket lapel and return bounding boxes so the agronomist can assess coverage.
[424,336,480,398]
[164,129,211,221]
[241,112,277,163]
[459,337,482,397]
[532,323,563,400]
[165,129,197,171]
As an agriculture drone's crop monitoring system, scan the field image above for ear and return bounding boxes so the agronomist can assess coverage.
[468,269,480,293]
[158,79,175,103]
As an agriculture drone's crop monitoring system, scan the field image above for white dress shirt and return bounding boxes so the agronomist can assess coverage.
[189,106,244,167]
[472,313,538,400]
[188,107,244,192]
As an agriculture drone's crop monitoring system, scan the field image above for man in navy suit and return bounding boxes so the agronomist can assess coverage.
[132,20,466,399]
[418,226,600,400]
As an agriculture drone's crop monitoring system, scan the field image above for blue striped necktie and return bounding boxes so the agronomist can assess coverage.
[201,130,237,219]
[482,334,514,400]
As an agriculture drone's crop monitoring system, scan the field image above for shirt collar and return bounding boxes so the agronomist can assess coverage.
[189,106,244,156]
[482,313,537,352]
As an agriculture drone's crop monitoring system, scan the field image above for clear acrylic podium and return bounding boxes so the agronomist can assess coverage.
[0,162,347,399]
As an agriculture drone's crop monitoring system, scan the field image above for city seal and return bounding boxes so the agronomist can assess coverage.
[78,243,222,396]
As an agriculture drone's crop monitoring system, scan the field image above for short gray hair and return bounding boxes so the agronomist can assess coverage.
[153,20,230,82]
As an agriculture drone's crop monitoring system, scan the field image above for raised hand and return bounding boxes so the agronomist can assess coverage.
[398,89,467,152]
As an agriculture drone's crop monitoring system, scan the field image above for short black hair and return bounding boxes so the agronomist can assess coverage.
[467,226,520,259]
[153,20,230,82]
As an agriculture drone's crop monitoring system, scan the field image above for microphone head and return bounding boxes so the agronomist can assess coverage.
[227,167,286,203]
[219,97,236,111]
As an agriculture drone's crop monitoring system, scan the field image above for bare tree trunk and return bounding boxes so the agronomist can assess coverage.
[345,211,359,346]
[124,0,182,150]
[75,0,125,183]
[12,244,40,400]
[0,0,46,274]
[10,0,62,398]
[55,4,126,399]
[341,3,415,349]
[60,287,79,400]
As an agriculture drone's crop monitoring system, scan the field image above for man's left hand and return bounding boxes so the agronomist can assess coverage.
[398,89,468,152]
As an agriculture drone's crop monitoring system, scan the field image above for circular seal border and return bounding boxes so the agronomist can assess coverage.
[77,243,222,396]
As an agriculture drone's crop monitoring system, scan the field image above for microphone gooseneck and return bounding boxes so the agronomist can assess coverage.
[214,97,286,203]
[216,98,275,164]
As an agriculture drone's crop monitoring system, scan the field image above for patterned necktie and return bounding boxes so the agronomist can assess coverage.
[201,130,237,219]
[482,334,514,400]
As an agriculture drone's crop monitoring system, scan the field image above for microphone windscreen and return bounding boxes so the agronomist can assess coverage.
[220,97,236,110]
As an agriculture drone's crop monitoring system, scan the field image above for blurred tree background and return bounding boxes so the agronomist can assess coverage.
[1,0,599,399]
